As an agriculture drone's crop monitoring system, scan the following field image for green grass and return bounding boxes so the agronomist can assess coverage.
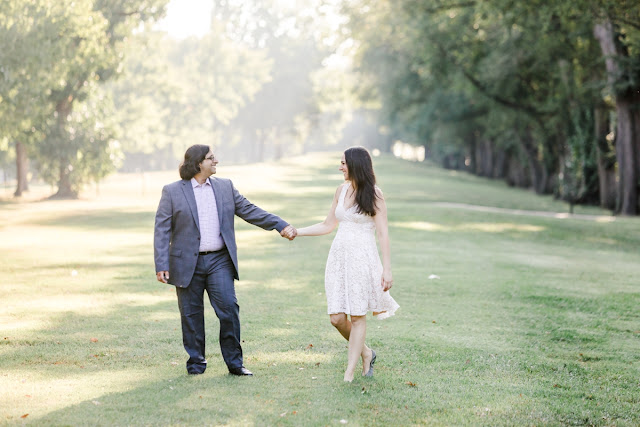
[1,152,639,426]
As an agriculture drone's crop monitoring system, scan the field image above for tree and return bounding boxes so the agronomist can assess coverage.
[108,27,274,170]
[0,0,64,196]
[229,33,321,162]
[212,0,325,162]
[344,0,639,214]
[593,12,640,214]
[1,0,167,198]
[106,32,192,172]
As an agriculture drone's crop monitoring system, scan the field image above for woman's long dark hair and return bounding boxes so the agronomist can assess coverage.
[344,146,379,216]
[179,144,210,180]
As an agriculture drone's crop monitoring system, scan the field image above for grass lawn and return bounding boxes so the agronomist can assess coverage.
[1,152,639,426]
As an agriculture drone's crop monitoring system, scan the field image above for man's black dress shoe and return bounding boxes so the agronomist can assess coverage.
[229,366,253,376]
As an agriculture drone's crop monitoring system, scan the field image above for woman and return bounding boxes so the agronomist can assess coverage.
[297,146,399,382]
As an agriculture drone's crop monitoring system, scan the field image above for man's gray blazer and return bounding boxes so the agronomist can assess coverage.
[154,177,288,287]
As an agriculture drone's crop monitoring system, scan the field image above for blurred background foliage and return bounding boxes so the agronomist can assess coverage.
[1,0,639,214]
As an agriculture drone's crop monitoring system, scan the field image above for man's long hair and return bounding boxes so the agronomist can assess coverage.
[344,146,379,216]
[179,145,210,180]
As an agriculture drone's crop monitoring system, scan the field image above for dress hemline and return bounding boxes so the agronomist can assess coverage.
[327,307,398,320]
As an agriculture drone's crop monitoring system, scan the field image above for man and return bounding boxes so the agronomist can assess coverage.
[154,144,296,376]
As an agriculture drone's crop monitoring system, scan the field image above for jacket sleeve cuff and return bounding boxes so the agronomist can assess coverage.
[275,220,289,233]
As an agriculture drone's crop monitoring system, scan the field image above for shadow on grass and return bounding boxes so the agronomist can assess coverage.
[1,280,358,425]
[0,199,18,208]
[30,373,272,425]
[30,210,155,230]
[7,259,150,274]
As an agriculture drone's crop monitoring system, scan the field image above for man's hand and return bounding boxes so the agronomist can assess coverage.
[156,271,170,283]
[280,225,297,241]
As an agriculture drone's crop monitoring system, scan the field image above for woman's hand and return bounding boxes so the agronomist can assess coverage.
[381,270,393,292]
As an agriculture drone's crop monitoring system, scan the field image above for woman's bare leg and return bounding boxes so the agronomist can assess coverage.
[330,314,373,376]
[344,315,368,382]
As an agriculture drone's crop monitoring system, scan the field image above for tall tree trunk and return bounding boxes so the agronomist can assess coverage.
[518,129,548,193]
[54,164,76,198]
[474,139,495,177]
[614,97,640,214]
[13,141,29,197]
[594,21,640,215]
[51,98,78,199]
[505,152,530,188]
[493,149,506,179]
[468,132,477,174]
[594,106,617,210]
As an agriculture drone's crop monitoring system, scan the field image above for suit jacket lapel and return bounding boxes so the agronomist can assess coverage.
[181,180,200,231]
[209,177,225,229]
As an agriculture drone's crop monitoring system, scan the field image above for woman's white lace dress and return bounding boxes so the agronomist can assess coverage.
[325,184,400,319]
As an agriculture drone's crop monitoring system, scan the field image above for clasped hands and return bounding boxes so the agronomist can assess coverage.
[157,226,296,284]
[280,225,297,241]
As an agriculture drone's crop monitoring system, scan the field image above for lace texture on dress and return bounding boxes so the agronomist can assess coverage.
[324,184,399,319]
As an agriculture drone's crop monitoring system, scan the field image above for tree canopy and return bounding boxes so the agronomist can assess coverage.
[345,0,640,214]
[1,0,639,214]
[0,0,167,197]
